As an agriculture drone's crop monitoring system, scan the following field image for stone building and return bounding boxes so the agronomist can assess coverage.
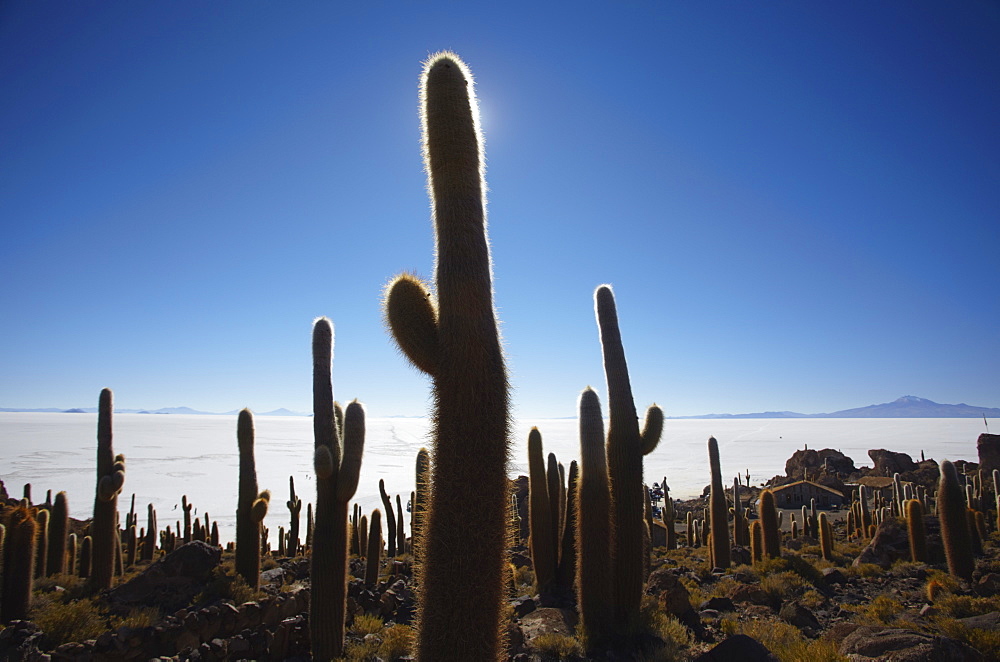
[767,480,846,509]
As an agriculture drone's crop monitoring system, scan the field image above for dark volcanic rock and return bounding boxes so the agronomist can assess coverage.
[838,625,982,661]
[694,634,779,661]
[109,541,221,612]
[978,433,1000,476]
[784,448,856,480]
[868,449,917,477]
[853,518,910,569]
[645,568,693,616]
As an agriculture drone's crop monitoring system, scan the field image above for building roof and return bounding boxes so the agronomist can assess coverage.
[769,480,845,498]
[854,476,896,489]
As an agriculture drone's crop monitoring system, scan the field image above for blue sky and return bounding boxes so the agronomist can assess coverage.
[2,2,998,418]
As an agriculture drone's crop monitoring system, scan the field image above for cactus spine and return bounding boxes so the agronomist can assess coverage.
[1,507,36,623]
[91,388,125,590]
[556,460,579,591]
[707,437,731,569]
[575,387,613,646]
[759,489,781,559]
[596,285,663,633]
[365,509,382,587]
[236,409,270,590]
[310,318,366,661]
[379,480,396,558]
[47,491,69,576]
[939,460,974,581]
[287,476,301,557]
[383,52,511,661]
[413,449,430,560]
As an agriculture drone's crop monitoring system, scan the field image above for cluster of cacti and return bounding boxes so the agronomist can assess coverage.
[527,429,578,601]
[1,506,37,623]
[310,317,366,661]
[383,52,511,661]
[236,409,271,590]
[91,388,126,590]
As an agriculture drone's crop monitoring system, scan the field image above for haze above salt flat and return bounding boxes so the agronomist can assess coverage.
[0,413,989,545]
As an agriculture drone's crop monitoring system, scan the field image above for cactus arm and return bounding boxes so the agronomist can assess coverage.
[640,405,663,455]
[385,274,439,376]
[335,401,366,502]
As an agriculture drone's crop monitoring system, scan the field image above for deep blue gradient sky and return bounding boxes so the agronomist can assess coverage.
[2,2,998,418]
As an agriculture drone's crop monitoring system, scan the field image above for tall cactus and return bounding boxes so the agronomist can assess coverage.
[34,509,49,579]
[595,285,663,633]
[707,437,731,569]
[310,317,366,661]
[576,388,613,647]
[906,499,928,563]
[383,52,511,661]
[91,388,125,590]
[528,429,555,592]
[379,480,397,558]
[47,491,69,576]
[759,489,781,559]
[939,460,974,580]
[182,495,193,544]
[1,506,36,623]
[287,476,302,558]
[236,409,270,590]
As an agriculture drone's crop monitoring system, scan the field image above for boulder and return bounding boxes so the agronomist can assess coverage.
[868,449,917,476]
[109,541,221,613]
[518,607,577,649]
[694,634,779,661]
[838,625,981,661]
[978,434,1000,477]
[784,448,857,481]
[645,568,693,616]
[853,518,910,569]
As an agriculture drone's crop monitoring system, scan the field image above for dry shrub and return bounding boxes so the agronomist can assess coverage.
[720,616,845,662]
[532,633,583,659]
[350,613,384,636]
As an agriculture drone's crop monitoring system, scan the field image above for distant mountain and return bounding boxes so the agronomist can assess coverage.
[668,396,1000,419]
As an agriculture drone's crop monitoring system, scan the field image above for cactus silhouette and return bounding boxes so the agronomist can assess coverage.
[47,491,69,576]
[395,494,405,555]
[379,479,396,558]
[142,504,157,561]
[236,409,270,590]
[182,495,193,544]
[759,489,781,559]
[91,388,125,590]
[707,437,731,569]
[528,429,556,592]
[939,460,974,580]
[575,387,613,647]
[310,317,366,661]
[2,506,37,623]
[595,285,663,633]
[287,476,302,557]
[365,509,383,587]
[556,460,579,591]
[383,52,511,661]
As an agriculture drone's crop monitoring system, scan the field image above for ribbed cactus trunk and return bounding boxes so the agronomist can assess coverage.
[413,449,430,561]
[384,52,511,661]
[91,388,125,590]
[556,461,579,590]
[2,507,36,623]
[596,285,663,634]
[34,509,49,579]
[236,410,270,590]
[707,437,731,569]
[906,499,928,562]
[310,318,366,661]
[939,460,974,580]
[575,388,613,648]
[47,491,69,576]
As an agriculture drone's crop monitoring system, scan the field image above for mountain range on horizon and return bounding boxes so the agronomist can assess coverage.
[1,396,998,419]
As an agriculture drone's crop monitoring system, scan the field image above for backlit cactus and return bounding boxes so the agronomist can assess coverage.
[236,409,271,590]
[707,437,731,569]
[365,509,382,587]
[528,428,556,592]
[576,388,613,646]
[310,317,366,661]
[595,285,663,633]
[938,460,974,580]
[383,52,511,661]
[91,388,125,590]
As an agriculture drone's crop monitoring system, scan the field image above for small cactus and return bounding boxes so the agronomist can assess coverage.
[182,495,193,544]
[750,520,763,564]
[819,512,833,560]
